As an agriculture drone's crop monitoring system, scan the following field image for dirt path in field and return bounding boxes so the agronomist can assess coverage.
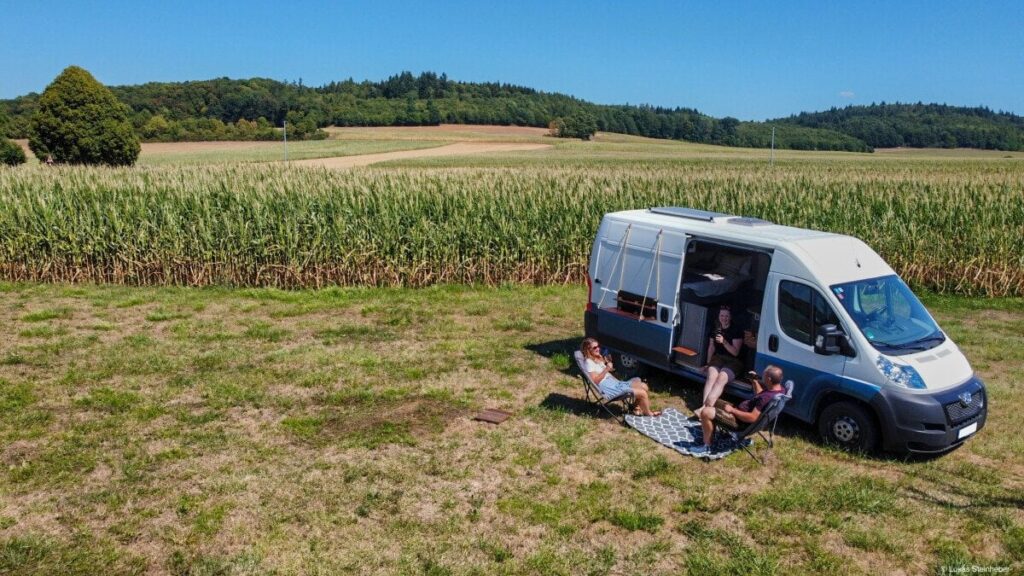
[290,142,551,168]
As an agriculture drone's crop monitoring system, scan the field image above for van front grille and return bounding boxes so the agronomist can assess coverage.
[944,391,984,425]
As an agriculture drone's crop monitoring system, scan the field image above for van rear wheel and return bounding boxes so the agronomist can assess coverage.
[819,401,878,453]
[612,352,646,378]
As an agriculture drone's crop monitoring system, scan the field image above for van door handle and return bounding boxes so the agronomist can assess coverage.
[769,334,779,352]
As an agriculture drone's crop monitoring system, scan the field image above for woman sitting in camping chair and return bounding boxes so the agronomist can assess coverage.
[580,338,661,417]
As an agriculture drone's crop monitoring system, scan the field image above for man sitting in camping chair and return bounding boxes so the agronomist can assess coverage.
[691,365,786,456]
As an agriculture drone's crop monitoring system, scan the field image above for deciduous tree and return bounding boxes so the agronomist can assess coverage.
[0,137,26,165]
[29,66,140,165]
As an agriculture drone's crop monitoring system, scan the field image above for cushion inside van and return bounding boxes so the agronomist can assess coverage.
[717,253,751,276]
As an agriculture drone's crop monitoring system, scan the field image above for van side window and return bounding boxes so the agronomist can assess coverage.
[813,289,841,334]
[779,280,841,346]
[779,281,813,345]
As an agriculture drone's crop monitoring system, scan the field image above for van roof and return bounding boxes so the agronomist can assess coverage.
[605,208,895,285]
[609,208,835,247]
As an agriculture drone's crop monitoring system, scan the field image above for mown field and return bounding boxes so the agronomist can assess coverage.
[1,282,1021,575]
[13,138,443,167]
[135,140,442,167]
[1,131,1023,574]
[1,144,1022,295]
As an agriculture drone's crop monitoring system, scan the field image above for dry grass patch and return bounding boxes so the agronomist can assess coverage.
[0,282,1021,575]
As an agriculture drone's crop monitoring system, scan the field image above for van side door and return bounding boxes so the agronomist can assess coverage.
[589,223,687,368]
[759,273,848,422]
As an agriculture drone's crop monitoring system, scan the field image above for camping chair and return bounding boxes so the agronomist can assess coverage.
[733,380,794,464]
[573,350,635,425]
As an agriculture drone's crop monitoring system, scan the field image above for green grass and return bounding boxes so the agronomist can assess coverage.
[0,281,1020,574]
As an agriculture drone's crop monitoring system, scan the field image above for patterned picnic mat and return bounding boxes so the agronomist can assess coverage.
[625,407,751,461]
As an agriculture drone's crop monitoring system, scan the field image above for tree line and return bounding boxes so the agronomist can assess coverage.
[3,70,1023,152]
[776,103,1024,150]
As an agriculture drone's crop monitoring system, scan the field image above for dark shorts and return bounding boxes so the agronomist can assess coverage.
[709,353,744,380]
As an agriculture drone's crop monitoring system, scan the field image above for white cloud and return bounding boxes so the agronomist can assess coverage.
[839,90,855,99]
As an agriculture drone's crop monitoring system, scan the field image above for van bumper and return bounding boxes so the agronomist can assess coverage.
[870,375,987,454]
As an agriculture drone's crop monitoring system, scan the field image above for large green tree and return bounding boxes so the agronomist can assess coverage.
[29,66,140,165]
[560,110,598,140]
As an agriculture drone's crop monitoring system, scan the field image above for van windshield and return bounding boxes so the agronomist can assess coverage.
[830,275,944,355]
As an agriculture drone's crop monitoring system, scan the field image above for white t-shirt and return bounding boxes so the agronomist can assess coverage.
[584,357,611,384]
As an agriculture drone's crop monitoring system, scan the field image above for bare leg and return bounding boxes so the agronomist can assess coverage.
[633,388,650,415]
[702,367,721,404]
[700,405,717,446]
[630,385,659,416]
[703,372,731,410]
[697,367,722,418]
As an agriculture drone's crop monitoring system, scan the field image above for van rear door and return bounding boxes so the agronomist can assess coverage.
[588,220,687,368]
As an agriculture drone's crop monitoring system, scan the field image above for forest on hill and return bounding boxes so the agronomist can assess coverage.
[776,103,1024,150]
[3,71,1022,151]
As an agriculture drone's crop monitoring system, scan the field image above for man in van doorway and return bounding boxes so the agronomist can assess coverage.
[691,365,785,456]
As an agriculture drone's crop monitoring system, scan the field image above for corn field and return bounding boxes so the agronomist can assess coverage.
[0,160,1021,295]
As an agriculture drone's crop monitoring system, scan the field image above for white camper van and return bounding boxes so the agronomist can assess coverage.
[584,207,986,454]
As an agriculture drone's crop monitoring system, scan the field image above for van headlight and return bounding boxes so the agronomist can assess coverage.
[876,355,926,389]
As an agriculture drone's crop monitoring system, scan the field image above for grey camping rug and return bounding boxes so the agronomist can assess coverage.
[625,407,751,460]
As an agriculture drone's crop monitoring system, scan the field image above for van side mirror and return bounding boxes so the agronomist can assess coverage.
[815,324,853,356]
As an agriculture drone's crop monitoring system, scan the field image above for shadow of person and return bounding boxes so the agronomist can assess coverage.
[539,392,625,421]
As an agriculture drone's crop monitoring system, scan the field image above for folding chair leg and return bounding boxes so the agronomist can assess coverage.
[741,440,765,463]
[770,414,782,446]
[599,401,627,425]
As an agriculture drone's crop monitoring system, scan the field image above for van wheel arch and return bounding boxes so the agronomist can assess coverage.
[815,393,881,453]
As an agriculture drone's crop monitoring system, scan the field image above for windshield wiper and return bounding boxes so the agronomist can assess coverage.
[872,333,945,352]
[909,332,945,346]
[869,339,902,349]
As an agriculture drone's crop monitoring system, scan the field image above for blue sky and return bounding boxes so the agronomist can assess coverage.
[2,0,1021,120]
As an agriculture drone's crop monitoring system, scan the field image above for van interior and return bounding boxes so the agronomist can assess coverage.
[671,239,772,381]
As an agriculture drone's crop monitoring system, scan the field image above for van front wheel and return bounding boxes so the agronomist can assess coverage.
[819,401,878,453]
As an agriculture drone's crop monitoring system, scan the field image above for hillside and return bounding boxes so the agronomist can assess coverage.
[776,103,1024,150]
[3,72,1022,151]
[0,72,864,151]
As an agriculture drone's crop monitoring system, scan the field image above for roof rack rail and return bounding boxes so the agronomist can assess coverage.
[649,206,730,222]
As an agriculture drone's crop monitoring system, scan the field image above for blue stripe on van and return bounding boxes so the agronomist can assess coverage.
[595,309,673,355]
[755,353,881,423]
